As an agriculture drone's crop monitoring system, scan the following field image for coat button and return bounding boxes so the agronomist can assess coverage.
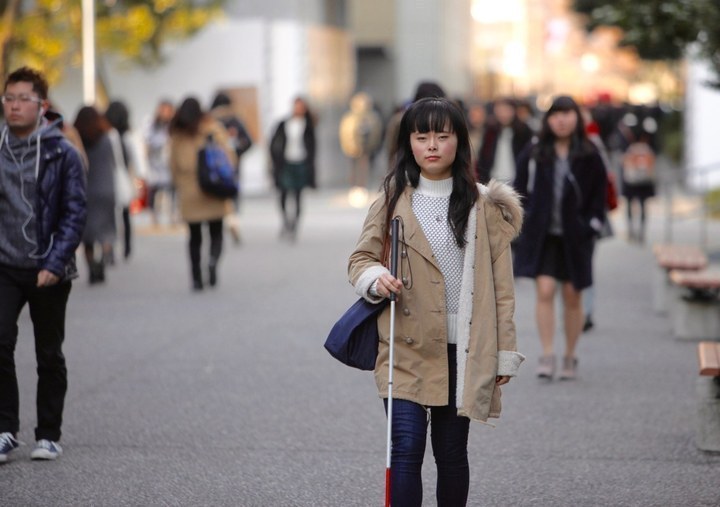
[403,308,410,316]
[405,337,414,345]
[401,250,407,258]
[402,277,408,285]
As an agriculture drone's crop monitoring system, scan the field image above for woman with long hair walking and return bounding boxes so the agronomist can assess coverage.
[513,95,607,380]
[169,97,235,291]
[73,106,117,284]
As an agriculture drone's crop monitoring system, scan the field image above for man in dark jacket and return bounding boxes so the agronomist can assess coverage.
[0,67,86,463]
[476,97,533,184]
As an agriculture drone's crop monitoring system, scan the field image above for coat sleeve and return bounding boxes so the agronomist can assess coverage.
[168,135,179,183]
[348,196,390,303]
[587,152,608,234]
[42,144,87,277]
[484,198,525,376]
[512,145,531,202]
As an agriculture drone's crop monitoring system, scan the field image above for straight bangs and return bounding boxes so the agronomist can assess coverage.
[385,96,478,248]
[547,95,578,115]
[404,99,456,134]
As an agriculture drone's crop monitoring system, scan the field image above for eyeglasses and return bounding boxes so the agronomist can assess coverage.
[1,95,43,105]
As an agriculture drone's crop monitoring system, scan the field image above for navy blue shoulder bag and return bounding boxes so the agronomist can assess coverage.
[324,297,388,371]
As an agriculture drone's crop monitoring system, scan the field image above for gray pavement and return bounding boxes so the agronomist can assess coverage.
[2,189,719,507]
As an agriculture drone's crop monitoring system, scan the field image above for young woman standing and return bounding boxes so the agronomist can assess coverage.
[348,97,525,506]
[513,95,607,380]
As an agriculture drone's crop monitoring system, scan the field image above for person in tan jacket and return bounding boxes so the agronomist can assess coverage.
[169,97,235,291]
[348,97,524,506]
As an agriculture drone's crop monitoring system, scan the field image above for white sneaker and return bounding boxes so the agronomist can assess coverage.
[0,432,20,463]
[31,440,62,460]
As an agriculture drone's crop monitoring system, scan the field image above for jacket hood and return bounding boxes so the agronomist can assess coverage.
[479,179,524,238]
[30,117,65,143]
[1,118,66,180]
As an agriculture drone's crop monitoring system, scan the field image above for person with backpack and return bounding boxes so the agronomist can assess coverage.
[169,97,236,291]
[513,95,607,381]
[210,92,253,245]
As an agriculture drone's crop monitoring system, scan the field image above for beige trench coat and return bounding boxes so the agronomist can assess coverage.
[169,117,236,223]
[348,181,524,423]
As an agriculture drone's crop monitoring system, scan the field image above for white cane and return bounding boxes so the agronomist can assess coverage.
[385,217,400,507]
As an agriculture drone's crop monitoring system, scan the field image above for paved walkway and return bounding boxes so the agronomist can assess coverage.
[2,189,719,506]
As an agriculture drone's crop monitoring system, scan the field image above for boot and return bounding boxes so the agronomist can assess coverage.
[191,264,203,292]
[208,261,218,288]
[89,262,105,285]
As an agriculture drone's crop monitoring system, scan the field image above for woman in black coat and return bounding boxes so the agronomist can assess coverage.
[269,97,316,241]
[513,95,607,381]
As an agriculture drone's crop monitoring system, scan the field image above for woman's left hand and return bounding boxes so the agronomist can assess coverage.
[495,376,511,386]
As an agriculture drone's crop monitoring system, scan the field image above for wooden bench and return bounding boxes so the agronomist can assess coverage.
[668,268,720,340]
[696,341,720,452]
[652,244,708,314]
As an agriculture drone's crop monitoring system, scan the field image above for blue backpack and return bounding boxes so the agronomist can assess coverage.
[197,135,239,199]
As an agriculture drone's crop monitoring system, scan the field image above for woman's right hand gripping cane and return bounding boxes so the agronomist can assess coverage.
[375,273,403,299]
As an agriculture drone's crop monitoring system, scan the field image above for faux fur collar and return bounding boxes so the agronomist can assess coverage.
[478,179,524,238]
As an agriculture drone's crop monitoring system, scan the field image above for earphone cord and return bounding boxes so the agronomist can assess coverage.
[1,125,53,260]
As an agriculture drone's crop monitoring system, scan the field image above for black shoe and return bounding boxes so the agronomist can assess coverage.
[89,262,105,284]
[208,264,217,287]
[583,315,594,332]
[192,279,204,292]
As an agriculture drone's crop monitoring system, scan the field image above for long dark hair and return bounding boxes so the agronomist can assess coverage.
[169,97,204,136]
[534,95,594,163]
[105,100,130,135]
[73,106,110,148]
[383,97,478,248]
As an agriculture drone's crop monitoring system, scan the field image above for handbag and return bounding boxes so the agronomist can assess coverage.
[324,297,388,370]
[325,226,392,370]
[109,129,135,207]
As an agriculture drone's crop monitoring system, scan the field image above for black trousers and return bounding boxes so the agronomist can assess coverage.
[0,265,71,442]
[188,219,223,284]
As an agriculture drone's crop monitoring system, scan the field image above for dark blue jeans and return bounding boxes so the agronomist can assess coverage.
[384,344,470,507]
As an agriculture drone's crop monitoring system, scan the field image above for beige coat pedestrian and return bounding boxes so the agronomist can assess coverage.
[169,117,235,223]
[348,180,524,423]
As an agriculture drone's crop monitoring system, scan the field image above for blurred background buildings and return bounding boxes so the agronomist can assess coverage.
[12,0,720,191]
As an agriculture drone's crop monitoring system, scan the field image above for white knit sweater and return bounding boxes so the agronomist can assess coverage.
[412,175,464,344]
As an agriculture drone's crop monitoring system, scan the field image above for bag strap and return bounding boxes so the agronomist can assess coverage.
[108,129,127,175]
